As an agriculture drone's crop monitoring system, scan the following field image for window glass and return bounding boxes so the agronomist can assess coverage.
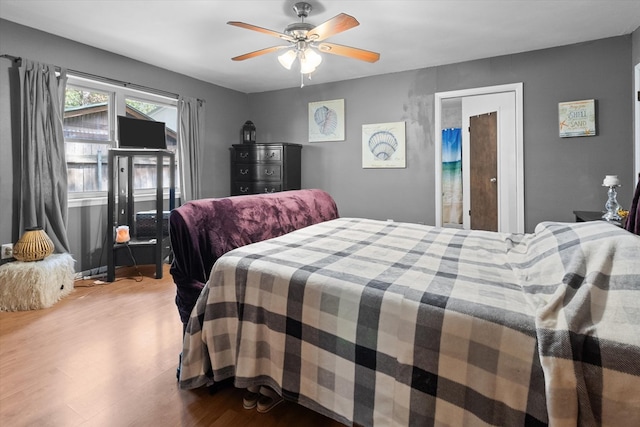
[63,78,179,197]
[66,141,111,192]
[124,97,179,191]
[64,85,113,193]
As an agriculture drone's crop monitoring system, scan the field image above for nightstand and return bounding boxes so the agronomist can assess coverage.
[573,210,604,222]
[573,210,622,226]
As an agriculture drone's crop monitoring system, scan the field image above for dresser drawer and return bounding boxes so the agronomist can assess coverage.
[234,148,256,162]
[257,147,281,161]
[234,146,282,162]
[233,164,281,181]
[253,182,282,194]
[232,182,282,195]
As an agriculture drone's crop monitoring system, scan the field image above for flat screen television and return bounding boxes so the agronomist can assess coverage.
[117,115,167,149]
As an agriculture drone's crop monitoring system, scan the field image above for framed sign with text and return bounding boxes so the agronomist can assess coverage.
[558,99,596,137]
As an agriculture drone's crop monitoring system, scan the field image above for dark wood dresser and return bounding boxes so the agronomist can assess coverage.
[230,143,302,196]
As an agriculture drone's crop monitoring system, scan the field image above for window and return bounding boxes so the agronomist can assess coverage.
[64,76,179,201]
[123,96,179,192]
[64,82,113,194]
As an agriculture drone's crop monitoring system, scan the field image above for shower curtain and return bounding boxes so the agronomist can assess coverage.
[442,128,462,225]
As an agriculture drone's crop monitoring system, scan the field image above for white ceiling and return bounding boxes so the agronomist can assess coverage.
[1,1,639,93]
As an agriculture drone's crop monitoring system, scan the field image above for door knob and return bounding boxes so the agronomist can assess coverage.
[490,177,497,183]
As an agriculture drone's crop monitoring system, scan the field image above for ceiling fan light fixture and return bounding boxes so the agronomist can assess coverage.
[229,2,380,83]
[299,48,322,74]
[303,48,322,67]
[299,61,317,75]
[278,49,297,70]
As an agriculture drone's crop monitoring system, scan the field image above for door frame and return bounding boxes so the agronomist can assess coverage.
[634,63,639,178]
[434,83,524,233]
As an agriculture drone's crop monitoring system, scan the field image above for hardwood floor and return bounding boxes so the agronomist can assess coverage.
[0,264,345,427]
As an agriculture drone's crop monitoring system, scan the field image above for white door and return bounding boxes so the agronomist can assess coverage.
[462,92,518,232]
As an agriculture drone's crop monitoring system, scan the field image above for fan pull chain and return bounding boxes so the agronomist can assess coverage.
[300,72,314,88]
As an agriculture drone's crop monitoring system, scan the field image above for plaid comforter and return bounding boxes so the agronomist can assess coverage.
[180,218,640,426]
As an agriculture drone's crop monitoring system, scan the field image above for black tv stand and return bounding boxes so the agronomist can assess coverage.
[106,148,175,282]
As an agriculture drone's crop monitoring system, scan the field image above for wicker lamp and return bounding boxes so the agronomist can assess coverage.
[13,226,55,262]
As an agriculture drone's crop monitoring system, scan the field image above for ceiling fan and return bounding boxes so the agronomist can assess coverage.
[227,2,380,80]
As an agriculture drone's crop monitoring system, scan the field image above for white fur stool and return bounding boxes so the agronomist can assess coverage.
[0,253,75,311]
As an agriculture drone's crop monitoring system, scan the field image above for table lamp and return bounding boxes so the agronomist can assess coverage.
[115,225,131,243]
[602,175,622,222]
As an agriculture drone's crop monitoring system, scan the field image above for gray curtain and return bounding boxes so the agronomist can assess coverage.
[19,59,70,252]
[177,96,204,202]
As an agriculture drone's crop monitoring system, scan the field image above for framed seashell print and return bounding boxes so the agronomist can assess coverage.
[362,121,406,168]
[308,99,345,142]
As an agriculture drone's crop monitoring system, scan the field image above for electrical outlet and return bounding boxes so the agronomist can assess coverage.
[1,243,14,260]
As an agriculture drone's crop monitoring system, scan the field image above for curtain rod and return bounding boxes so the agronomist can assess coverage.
[1,53,204,102]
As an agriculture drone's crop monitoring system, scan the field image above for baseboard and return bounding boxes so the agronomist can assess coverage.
[74,257,172,281]
[74,265,107,280]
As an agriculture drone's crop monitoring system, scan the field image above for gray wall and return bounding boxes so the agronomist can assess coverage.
[249,35,636,230]
[0,19,248,271]
[1,18,638,272]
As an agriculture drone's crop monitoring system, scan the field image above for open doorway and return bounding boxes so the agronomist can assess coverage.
[434,83,524,233]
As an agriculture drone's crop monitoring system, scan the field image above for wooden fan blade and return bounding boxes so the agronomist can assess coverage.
[317,42,380,63]
[232,45,289,61]
[307,13,359,42]
[227,21,294,42]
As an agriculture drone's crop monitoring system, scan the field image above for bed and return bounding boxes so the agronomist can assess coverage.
[178,216,639,426]
[169,189,339,329]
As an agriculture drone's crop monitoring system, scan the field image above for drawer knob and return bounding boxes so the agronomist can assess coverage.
[240,186,249,193]
[264,169,274,176]
[239,152,249,158]
[240,169,249,175]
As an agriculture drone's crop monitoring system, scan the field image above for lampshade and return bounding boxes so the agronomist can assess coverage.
[278,47,322,75]
[278,50,297,70]
[300,48,322,74]
[602,175,621,187]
